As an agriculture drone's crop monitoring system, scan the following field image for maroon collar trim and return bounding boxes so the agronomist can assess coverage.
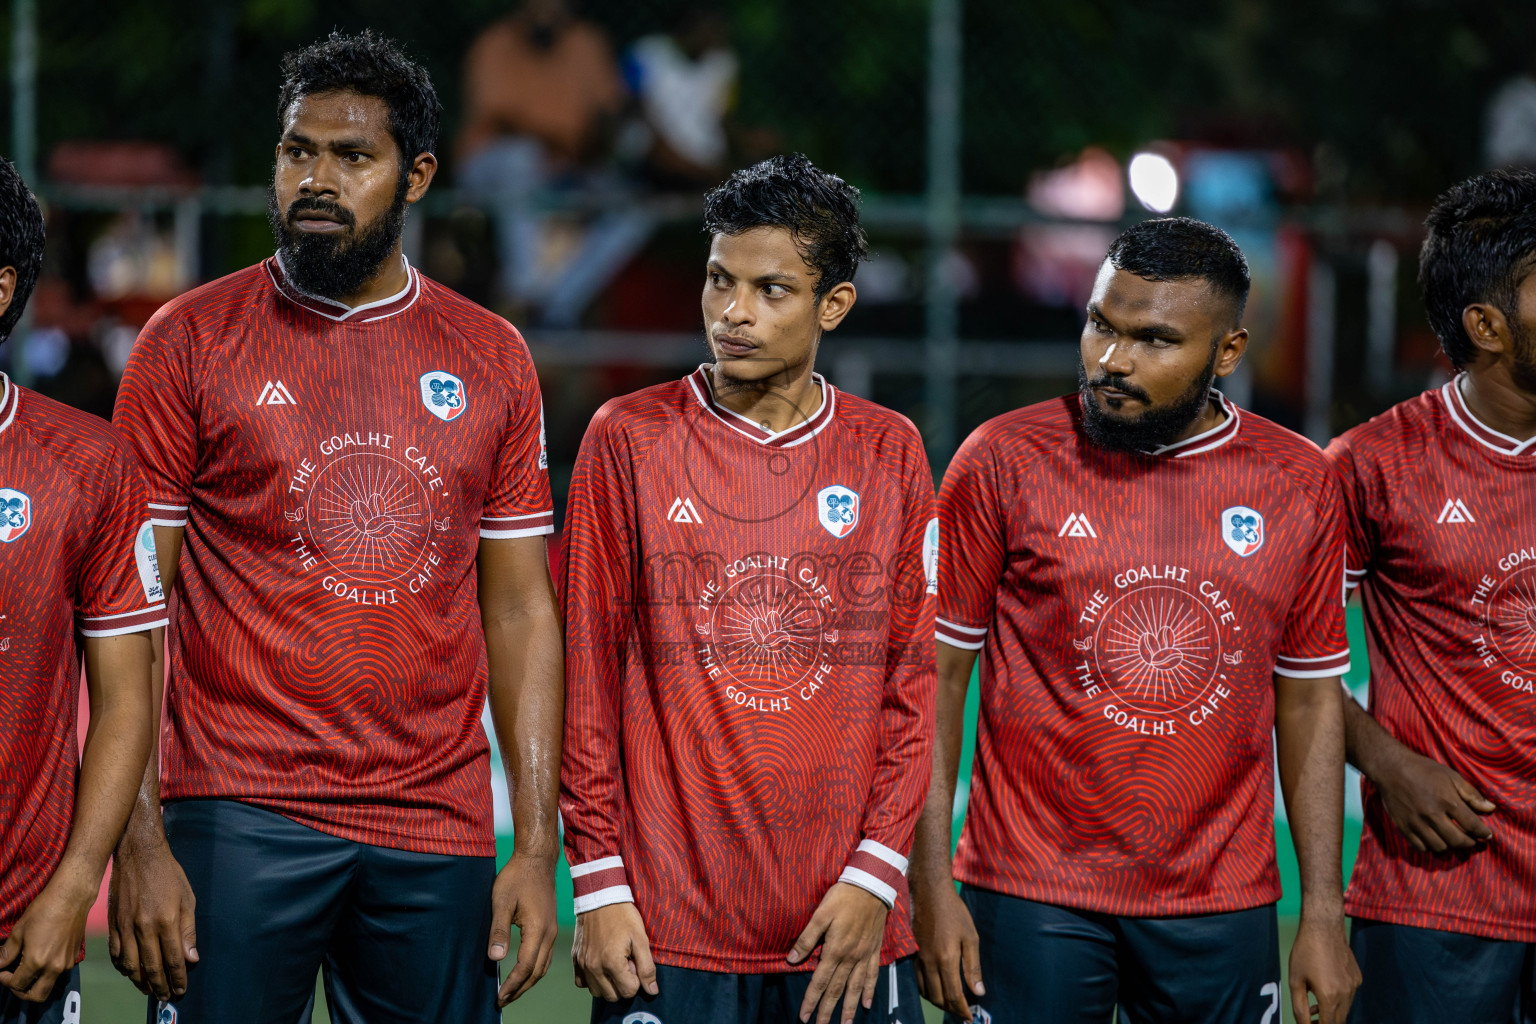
[685,364,837,448]
[1441,375,1536,456]
[266,255,421,323]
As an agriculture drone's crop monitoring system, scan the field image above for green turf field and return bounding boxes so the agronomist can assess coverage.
[82,920,1319,1022]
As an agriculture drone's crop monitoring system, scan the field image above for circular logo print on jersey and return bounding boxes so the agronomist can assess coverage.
[707,572,829,691]
[304,453,432,584]
[0,488,32,543]
[419,371,466,422]
[1094,584,1221,713]
[1487,566,1536,672]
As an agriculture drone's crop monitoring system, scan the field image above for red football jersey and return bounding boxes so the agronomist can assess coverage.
[560,367,936,973]
[1328,376,1536,942]
[112,257,553,857]
[0,374,167,938]
[937,393,1350,916]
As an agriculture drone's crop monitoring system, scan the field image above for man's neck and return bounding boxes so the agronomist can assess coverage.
[708,362,822,435]
[1460,364,1536,442]
[1164,392,1226,446]
[330,244,409,309]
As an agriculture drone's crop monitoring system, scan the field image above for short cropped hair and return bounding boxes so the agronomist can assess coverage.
[277,30,441,169]
[0,158,45,345]
[1420,169,1536,369]
[702,154,869,301]
[1106,217,1251,326]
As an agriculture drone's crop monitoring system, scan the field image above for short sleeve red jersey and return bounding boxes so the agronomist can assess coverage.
[1327,376,1536,942]
[559,368,936,973]
[937,393,1350,916]
[0,375,167,938]
[112,258,552,857]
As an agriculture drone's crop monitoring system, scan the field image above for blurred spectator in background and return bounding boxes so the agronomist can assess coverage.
[458,0,651,327]
[1485,58,1536,168]
[621,9,738,189]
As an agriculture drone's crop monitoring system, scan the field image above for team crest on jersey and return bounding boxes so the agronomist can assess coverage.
[622,1014,663,1024]
[818,485,860,538]
[156,1002,178,1024]
[1221,505,1264,556]
[419,371,466,421]
[0,489,31,543]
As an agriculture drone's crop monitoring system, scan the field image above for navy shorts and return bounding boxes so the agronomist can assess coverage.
[1348,918,1535,1024]
[591,957,922,1024]
[148,799,499,1024]
[0,966,80,1024]
[947,884,1280,1024]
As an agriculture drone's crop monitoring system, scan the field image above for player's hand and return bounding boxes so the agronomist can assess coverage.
[787,882,889,1024]
[489,851,559,1006]
[1374,746,1495,853]
[0,863,96,1002]
[911,880,984,1020]
[1287,912,1360,1024]
[108,836,198,1001]
[573,902,658,1002]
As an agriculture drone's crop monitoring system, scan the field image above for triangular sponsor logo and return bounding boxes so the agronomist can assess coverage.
[1058,512,1098,538]
[1436,498,1475,524]
[256,380,297,406]
[667,497,702,524]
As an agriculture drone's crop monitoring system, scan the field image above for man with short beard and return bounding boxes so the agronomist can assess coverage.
[1325,170,1536,1023]
[911,218,1361,1024]
[109,31,564,1023]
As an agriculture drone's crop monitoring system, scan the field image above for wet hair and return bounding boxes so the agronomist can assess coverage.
[0,157,45,346]
[277,30,441,171]
[1105,216,1251,327]
[1420,169,1536,369]
[702,153,868,301]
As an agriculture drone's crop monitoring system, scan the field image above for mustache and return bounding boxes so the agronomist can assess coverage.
[286,196,356,229]
[1085,373,1150,403]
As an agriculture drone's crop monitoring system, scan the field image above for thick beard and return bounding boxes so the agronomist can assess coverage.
[1507,312,1536,394]
[1078,351,1219,453]
[267,175,409,303]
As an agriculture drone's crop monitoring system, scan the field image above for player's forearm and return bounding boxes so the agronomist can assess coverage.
[69,633,156,892]
[117,627,169,855]
[1340,689,1410,782]
[1276,674,1347,918]
[486,604,565,861]
[911,644,978,894]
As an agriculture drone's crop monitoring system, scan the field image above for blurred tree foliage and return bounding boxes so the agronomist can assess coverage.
[2,0,1528,200]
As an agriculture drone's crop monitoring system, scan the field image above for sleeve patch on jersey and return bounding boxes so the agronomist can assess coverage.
[923,517,939,595]
[134,521,165,603]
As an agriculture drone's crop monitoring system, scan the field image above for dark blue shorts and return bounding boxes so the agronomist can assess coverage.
[0,966,80,1024]
[947,884,1280,1024]
[1348,918,1535,1024]
[591,957,922,1024]
[148,799,499,1024]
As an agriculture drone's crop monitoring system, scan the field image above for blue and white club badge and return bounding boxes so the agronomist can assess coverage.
[818,485,860,538]
[419,371,466,422]
[0,488,31,543]
[1221,505,1265,556]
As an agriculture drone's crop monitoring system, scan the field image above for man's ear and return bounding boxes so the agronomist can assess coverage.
[1212,327,1248,379]
[405,152,438,205]
[817,281,857,332]
[1461,302,1512,359]
[0,266,17,325]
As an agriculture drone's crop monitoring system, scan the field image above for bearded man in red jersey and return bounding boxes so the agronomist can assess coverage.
[561,154,935,1024]
[913,218,1361,1024]
[109,31,563,1024]
[1326,169,1536,1024]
